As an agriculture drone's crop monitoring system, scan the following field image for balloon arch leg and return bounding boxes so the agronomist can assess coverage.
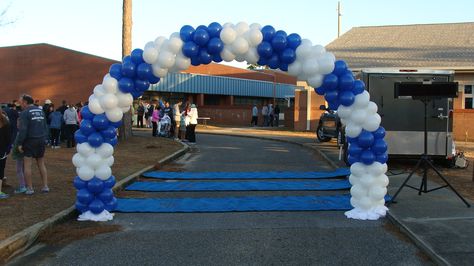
[72,22,389,221]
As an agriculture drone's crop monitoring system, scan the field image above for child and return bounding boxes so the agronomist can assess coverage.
[12,118,26,194]
[151,107,160,137]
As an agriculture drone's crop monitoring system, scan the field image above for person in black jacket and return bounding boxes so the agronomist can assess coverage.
[0,111,12,199]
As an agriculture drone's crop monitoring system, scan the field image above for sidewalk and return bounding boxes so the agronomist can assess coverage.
[198,126,474,266]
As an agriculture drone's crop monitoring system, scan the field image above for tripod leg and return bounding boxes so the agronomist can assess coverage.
[388,158,423,205]
[418,159,429,195]
[425,159,471,208]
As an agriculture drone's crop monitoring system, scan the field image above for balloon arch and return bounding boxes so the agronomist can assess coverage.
[72,22,389,221]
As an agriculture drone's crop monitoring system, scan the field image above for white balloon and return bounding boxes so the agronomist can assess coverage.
[85,153,104,170]
[367,162,386,176]
[303,59,320,76]
[337,105,352,119]
[244,48,259,64]
[93,85,106,98]
[99,93,119,110]
[220,27,237,44]
[235,21,249,35]
[96,143,114,158]
[222,22,234,28]
[72,153,86,168]
[350,197,361,208]
[152,64,169,78]
[116,91,133,108]
[366,101,378,114]
[287,61,302,77]
[350,162,367,177]
[318,54,336,74]
[348,174,359,185]
[363,113,381,132]
[220,47,236,62]
[235,54,246,62]
[369,186,387,201]
[143,42,159,64]
[88,95,104,114]
[358,196,373,210]
[158,51,176,69]
[309,45,326,58]
[77,143,95,157]
[106,107,123,122]
[231,37,249,55]
[169,32,181,40]
[247,28,263,46]
[350,184,366,199]
[104,156,114,167]
[345,123,362,138]
[102,75,118,94]
[154,36,167,48]
[167,37,183,54]
[295,39,312,58]
[95,165,112,180]
[174,54,191,70]
[249,23,262,30]
[77,166,95,181]
[340,118,348,126]
[307,74,323,88]
[351,109,368,125]
[121,106,130,113]
[360,174,375,188]
[375,174,389,187]
[354,91,370,109]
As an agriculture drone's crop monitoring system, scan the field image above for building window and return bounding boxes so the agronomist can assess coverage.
[204,95,221,106]
[234,96,264,106]
[465,85,473,109]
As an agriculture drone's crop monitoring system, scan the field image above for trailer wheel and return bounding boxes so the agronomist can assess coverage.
[316,125,331,142]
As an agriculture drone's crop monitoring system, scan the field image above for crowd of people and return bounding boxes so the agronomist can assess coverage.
[251,103,281,127]
[135,99,199,144]
[0,95,84,199]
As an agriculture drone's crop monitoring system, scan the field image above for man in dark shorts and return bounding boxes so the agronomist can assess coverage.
[16,94,49,195]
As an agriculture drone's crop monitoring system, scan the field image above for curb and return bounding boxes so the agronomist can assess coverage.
[0,141,189,263]
[199,130,447,265]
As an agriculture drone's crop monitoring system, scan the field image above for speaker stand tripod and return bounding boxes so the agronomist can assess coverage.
[388,98,471,207]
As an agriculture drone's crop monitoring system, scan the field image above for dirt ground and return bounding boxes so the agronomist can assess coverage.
[0,135,182,241]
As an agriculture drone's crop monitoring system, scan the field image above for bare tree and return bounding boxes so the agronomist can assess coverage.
[0,2,17,27]
[119,0,133,140]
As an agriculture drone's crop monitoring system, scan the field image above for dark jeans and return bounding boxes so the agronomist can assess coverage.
[65,124,77,148]
[137,115,144,128]
[251,116,258,126]
[186,124,197,143]
[152,121,158,137]
[0,157,6,179]
[274,114,280,127]
[50,128,61,146]
[269,115,274,127]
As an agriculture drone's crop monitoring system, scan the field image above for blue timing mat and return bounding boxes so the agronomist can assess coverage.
[142,168,350,180]
[115,194,353,213]
[126,180,351,192]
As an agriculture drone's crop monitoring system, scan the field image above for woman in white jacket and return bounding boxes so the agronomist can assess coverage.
[186,104,198,144]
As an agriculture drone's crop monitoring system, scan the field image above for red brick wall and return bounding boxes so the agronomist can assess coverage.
[293,88,326,131]
[198,105,260,126]
[0,44,118,105]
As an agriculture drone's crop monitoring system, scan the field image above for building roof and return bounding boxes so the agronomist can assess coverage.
[325,22,474,70]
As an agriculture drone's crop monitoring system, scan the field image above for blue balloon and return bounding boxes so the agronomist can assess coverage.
[196,25,208,32]
[373,126,386,139]
[274,30,287,38]
[110,119,122,128]
[271,34,287,52]
[77,188,93,204]
[98,188,113,202]
[80,105,94,120]
[104,197,117,211]
[87,132,104,148]
[131,91,142,99]
[92,114,109,131]
[136,63,152,80]
[74,130,87,144]
[376,152,389,164]
[323,74,339,90]
[104,175,116,188]
[87,177,105,194]
[339,91,355,106]
[190,56,201,66]
[121,61,136,78]
[347,155,359,165]
[261,25,276,42]
[101,126,117,139]
[193,28,210,46]
[279,48,296,64]
[212,53,223,63]
[347,136,358,143]
[333,60,348,76]
[130,48,144,64]
[257,57,268,66]
[135,79,150,91]
[328,100,340,111]
[109,63,123,80]
[339,74,355,90]
[104,136,118,146]
[199,49,212,65]
[324,90,339,102]
[267,54,280,69]
[179,25,195,42]
[257,41,273,58]
[352,80,366,95]
[358,130,375,148]
[80,119,95,136]
[348,142,363,156]
[361,150,376,165]
[73,176,87,190]
[207,37,224,55]
[148,74,161,85]
[286,33,302,49]
[89,199,105,214]
[118,77,135,93]
[207,22,222,38]
[122,55,132,63]
[182,41,199,58]
[75,201,89,213]
[315,86,326,95]
[279,63,288,72]
[373,138,388,154]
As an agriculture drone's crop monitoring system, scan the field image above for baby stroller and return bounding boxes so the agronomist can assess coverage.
[159,114,172,137]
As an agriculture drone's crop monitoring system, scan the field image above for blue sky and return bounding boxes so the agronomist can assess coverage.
[0,0,472,67]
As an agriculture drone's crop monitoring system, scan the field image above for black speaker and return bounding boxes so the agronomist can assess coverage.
[394,82,458,99]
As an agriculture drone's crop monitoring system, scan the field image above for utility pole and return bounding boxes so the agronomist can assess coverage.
[337,1,342,38]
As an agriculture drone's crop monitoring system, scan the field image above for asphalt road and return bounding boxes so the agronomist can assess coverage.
[9,134,432,266]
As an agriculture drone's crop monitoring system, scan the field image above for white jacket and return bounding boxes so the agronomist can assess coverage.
[187,107,198,125]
